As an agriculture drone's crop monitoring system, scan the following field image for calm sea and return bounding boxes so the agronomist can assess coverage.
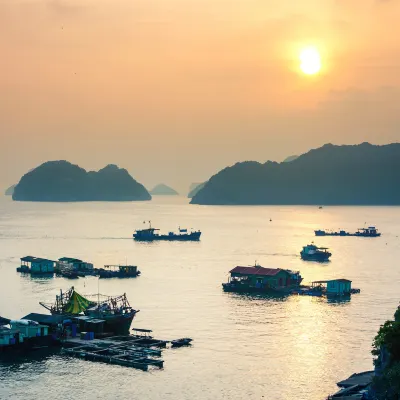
[0,196,399,400]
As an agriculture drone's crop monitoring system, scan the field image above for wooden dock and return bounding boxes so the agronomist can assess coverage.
[61,334,173,371]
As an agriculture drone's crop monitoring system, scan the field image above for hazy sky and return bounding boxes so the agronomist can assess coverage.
[1,0,400,192]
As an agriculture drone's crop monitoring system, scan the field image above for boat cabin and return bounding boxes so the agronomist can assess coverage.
[20,256,55,274]
[302,244,330,254]
[312,279,352,296]
[117,265,138,274]
[228,266,302,289]
[357,227,380,237]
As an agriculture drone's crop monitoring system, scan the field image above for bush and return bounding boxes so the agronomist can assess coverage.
[371,362,400,400]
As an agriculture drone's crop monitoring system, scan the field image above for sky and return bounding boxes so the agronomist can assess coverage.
[1,0,400,193]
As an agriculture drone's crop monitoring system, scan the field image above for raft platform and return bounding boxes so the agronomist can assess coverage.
[61,330,180,371]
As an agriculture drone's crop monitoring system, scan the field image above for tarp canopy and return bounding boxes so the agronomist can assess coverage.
[64,290,93,314]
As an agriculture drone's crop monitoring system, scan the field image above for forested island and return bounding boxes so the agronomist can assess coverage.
[150,184,178,195]
[12,161,151,202]
[191,143,400,205]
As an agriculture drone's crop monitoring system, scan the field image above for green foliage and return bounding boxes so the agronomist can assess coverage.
[371,308,400,399]
[395,307,400,323]
[373,321,394,358]
[371,362,400,400]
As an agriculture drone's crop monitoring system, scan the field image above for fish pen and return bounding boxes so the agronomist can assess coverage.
[62,336,167,371]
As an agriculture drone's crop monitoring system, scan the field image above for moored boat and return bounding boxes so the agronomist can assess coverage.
[300,244,332,262]
[222,264,303,294]
[39,287,139,334]
[96,265,141,278]
[133,222,201,241]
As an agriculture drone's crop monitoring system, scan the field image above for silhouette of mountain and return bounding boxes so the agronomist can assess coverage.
[150,184,178,195]
[13,161,151,202]
[283,155,298,163]
[191,143,400,205]
[5,184,15,196]
[188,182,206,198]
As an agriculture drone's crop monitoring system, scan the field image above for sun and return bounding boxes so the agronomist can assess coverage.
[299,47,321,75]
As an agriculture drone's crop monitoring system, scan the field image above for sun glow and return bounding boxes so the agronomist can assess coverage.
[299,47,321,75]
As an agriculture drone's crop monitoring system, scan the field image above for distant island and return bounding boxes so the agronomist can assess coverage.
[5,184,16,196]
[191,142,400,205]
[188,182,206,198]
[150,184,178,195]
[13,161,151,202]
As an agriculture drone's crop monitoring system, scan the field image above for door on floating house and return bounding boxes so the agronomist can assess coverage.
[256,278,263,288]
[279,278,283,287]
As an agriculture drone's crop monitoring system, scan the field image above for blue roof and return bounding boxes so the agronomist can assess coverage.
[21,256,54,263]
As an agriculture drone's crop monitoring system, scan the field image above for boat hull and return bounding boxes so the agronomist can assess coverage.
[314,230,380,237]
[222,283,299,294]
[97,270,141,279]
[133,232,201,241]
[84,312,136,334]
[300,252,331,262]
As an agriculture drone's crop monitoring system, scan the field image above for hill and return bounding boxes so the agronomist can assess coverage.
[191,142,400,205]
[150,184,178,195]
[5,184,16,196]
[13,161,151,202]
[188,182,206,198]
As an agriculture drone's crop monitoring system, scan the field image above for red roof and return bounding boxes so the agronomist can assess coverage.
[229,266,283,276]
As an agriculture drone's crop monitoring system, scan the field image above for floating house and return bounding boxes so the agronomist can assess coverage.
[19,256,55,274]
[222,265,303,293]
[57,257,94,273]
[0,326,13,347]
[311,279,353,296]
[0,318,52,350]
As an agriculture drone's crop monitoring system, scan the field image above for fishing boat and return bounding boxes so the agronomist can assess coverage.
[315,226,381,237]
[300,244,332,262]
[133,222,201,241]
[222,264,303,294]
[39,287,139,334]
[171,338,192,347]
[96,265,141,278]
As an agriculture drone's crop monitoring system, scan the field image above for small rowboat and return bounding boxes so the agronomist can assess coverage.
[171,338,193,347]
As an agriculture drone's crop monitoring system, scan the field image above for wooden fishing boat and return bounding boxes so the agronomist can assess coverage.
[171,338,192,347]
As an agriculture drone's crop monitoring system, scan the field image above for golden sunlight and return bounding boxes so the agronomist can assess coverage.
[299,47,321,75]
